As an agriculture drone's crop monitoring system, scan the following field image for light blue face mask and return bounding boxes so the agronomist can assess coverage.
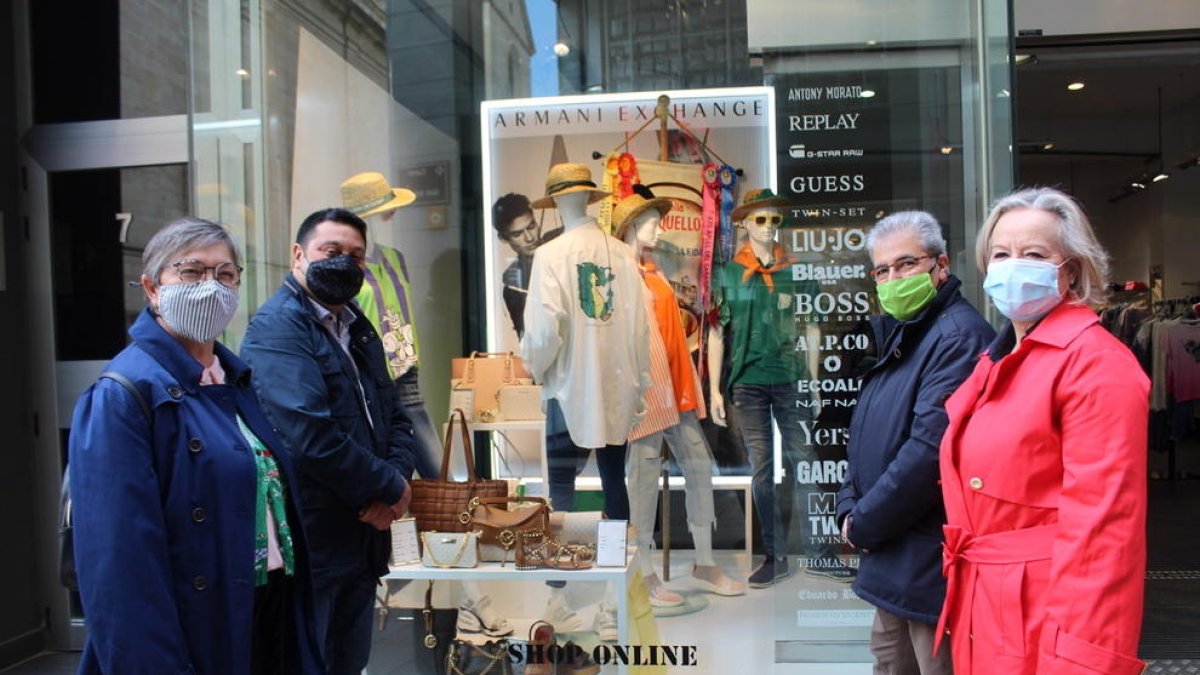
[983,258,1067,322]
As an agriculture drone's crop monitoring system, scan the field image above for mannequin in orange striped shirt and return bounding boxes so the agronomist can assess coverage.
[616,186,747,606]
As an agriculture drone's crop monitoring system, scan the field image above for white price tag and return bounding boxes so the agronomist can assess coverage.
[390,518,420,566]
[595,519,628,567]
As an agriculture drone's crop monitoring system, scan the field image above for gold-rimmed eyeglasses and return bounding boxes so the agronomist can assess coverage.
[169,260,243,288]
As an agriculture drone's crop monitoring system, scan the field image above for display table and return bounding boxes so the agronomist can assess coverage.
[383,552,638,660]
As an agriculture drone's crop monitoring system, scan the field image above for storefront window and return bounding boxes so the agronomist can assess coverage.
[187,0,1012,670]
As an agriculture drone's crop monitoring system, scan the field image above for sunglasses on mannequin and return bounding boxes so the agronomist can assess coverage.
[752,215,783,226]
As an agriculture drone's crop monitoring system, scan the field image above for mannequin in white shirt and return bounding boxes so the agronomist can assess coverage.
[555,190,590,230]
[621,196,746,605]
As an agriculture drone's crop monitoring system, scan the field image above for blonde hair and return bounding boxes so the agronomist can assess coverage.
[976,187,1110,307]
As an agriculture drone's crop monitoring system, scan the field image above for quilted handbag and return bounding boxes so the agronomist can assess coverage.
[409,409,508,533]
[420,531,480,569]
[548,511,604,546]
[450,351,531,419]
[465,496,550,566]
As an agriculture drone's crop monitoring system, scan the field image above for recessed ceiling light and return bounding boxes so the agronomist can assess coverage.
[997,89,1011,98]
[1131,182,1146,190]
[859,89,876,98]
[1152,172,1169,183]
[1043,143,1055,151]
[866,40,878,47]
[235,68,250,78]
[1067,81,1085,91]
[940,146,954,155]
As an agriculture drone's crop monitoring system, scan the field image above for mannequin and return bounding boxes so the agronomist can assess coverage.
[618,187,747,606]
[707,188,824,588]
[521,162,650,632]
[343,173,513,636]
[340,172,442,480]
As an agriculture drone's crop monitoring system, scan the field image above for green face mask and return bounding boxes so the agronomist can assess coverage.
[877,271,937,320]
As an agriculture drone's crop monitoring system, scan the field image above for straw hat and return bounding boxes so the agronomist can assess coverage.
[530,163,611,209]
[730,188,790,222]
[340,172,417,217]
[612,185,672,240]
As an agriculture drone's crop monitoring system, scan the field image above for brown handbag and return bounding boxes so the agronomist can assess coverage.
[409,409,508,533]
[450,352,531,419]
[465,496,550,566]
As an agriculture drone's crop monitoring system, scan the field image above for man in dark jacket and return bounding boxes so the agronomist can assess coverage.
[242,207,416,675]
[837,211,993,674]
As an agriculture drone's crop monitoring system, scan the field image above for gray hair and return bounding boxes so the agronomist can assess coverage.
[142,217,240,286]
[976,187,1109,307]
[866,210,947,259]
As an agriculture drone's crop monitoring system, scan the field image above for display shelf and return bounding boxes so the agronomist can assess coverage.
[383,552,638,673]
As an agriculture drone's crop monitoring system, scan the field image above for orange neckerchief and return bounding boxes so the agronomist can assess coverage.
[734,242,792,293]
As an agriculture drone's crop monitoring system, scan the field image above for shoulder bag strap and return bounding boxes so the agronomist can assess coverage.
[98,370,152,423]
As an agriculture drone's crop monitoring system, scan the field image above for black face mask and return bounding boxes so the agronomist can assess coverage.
[304,254,364,306]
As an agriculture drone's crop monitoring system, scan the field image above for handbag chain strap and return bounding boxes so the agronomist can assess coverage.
[422,532,475,568]
[422,581,438,649]
[448,639,508,675]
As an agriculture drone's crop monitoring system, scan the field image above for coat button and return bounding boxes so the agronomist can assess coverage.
[191,507,206,522]
[193,575,207,591]
[188,438,203,453]
[167,386,183,400]
[969,477,984,490]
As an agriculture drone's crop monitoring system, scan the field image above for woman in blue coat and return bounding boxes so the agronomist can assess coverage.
[69,218,322,675]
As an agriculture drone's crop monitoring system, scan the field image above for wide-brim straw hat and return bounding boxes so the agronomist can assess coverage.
[731,187,791,222]
[530,162,611,209]
[612,189,672,240]
[341,172,417,217]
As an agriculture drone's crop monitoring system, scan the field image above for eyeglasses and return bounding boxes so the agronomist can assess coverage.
[752,215,783,226]
[870,255,933,283]
[169,260,243,288]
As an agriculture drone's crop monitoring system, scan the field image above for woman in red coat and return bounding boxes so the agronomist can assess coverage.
[937,187,1148,675]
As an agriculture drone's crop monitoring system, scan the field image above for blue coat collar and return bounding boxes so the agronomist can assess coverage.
[128,308,252,393]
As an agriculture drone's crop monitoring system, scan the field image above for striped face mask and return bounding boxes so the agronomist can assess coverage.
[157,280,240,344]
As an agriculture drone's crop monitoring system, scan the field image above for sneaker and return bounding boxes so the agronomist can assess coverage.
[803,555,857,583]
[456,605,514,637]
[543,591,584,632]
[748,557,791,588]
[458,593,513,637]
[593,602,618,642]
[689,566,747,596]
[645,573,685,607]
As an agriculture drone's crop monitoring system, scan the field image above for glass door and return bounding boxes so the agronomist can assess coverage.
[22,132,189,651]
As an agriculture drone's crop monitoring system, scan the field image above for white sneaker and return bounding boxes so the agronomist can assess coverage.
[593,602,617,642]
[544,590,584,632]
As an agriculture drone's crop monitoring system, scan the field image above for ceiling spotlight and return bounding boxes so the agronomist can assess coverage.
[859,89,876,98]
[1043,143,1055,151]
[1067,81,1085,91]
[997,89,1011,98]
[1131,182,1146,190]
[553,41,570,57]
[1152,172,1169,183]
[235,68,250,78]
[1014,54,1035,65]
[940,146,954,155]
[866,40,879,47]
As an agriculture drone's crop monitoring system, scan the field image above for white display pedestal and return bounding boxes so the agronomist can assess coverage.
[384,552,638,673]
